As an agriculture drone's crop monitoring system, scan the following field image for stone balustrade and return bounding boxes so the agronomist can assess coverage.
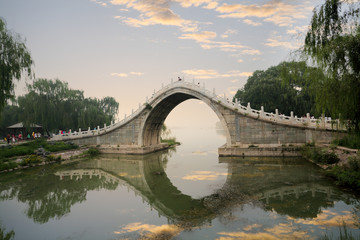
[51,79,343,141]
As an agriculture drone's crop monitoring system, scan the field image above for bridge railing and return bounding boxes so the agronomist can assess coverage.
[51,78,343,140]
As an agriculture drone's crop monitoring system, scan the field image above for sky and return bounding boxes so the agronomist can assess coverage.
[0,0,324,129]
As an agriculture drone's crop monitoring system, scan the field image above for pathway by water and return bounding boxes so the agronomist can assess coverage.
[0,127,359,240]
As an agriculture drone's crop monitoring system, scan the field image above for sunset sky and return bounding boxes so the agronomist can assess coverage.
[1,0,323,129]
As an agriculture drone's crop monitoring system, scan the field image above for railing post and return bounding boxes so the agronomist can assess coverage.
[104,123,106,128]
[321,113,326,128]
[275,109,279,121]
[290,111,295,123]
[79,128,81,133]
[88,127,90,132]
[306,113,310,124]
[260,106,264,118]
[247,102,251,114]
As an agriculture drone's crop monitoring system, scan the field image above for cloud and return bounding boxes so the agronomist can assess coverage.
[182,170,228,181]
[237,59,243,63]
[221,29,237,38]
[264,34,299,49]
[173,0,217,8]
[179,31,217,42]
[114,222,182,239]
[240,49,262,55]
[217,222,311,240]
[111,71,144,77]
[182,69,252,79]
[129,71,144,76]
[111,73,128,77]
[90,0,107,7]
[243,19,262,26]
[110,0,199,32]
[216,0,312,27]
[287,25,308,35]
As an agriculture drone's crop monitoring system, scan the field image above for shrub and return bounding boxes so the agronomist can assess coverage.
[87,147,100,157]
[22,155,42,165]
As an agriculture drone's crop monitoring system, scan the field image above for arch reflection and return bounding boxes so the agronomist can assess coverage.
[0,150,357,226]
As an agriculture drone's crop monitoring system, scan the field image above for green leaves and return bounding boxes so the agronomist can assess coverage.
[14,78,119,133]
[0,18,33,117]
[234,61,317,117]
[303,0,360,130]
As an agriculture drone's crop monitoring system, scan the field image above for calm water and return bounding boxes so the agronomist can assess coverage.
[0,128,359,240]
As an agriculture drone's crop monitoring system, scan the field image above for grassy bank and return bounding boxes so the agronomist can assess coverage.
[301,141,360,191]
[161,138,180,147]
[0,139,78,172]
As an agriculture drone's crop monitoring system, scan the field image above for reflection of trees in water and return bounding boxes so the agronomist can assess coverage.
[0,165,118,224]
[0,152,359,228]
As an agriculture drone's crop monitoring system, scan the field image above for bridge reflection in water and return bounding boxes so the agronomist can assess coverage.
[51,151,350,226]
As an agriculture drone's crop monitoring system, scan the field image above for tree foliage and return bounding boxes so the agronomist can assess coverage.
[303,0,360,129]
[233,61,318,117]
[0,78,119,135]
[0,18,33,117]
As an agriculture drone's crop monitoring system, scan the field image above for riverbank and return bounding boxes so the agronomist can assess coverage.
[0,139,89,174]
[301,143,360,191]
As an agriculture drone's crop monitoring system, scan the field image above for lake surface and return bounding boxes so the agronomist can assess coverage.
[0,127,359,240]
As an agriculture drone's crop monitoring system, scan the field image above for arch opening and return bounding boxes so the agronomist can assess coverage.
[140,90,231,147]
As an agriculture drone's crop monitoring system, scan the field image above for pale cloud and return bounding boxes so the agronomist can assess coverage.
[240,49,262,55]
[90,0,107,7]
[179,31,249,52]
[265,34,299,49]
[111,71,144,77]
[243,19,262,26]
[287,25,308,35]
[182,69,252,79]
[217,222,311,240]
[221,29,237,38]
[111,73,128,77]
[182,170,228,181]
[237,59,243,63]
[110,0,199,32]
[290,210,357,229]
[114,222,182,239]
[179,31,217,42]
[216,0,312,27]
[130,72,144,76]
[173,0,217,8]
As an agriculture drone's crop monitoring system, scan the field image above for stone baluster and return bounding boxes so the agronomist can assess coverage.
[321,113,326,128]
[260,106,264,118]
[104,123,106,128]
[88,127,90,132]
[290,111,294,123]
[306,113,310,124]
[275,109,279,121]
[79,128,81,134]
[247,102,251,114]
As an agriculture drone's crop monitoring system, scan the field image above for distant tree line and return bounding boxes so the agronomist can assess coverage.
[0,78,119,136]
[234,0,359,131]
[233,61,321,117]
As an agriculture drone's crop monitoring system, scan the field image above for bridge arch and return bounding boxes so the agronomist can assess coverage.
[139,86,232,147]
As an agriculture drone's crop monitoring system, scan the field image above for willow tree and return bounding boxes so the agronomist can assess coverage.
[303,0,360,130]
[0,18,33,117]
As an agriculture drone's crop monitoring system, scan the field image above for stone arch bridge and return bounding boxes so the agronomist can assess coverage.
[52,80,344,156]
